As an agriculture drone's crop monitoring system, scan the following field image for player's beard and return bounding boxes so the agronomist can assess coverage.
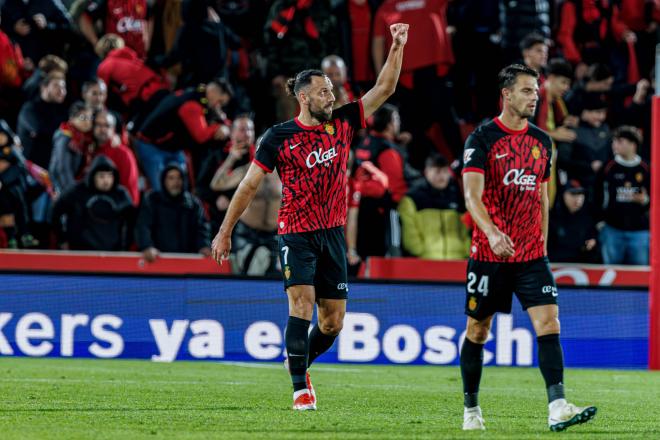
[309,103,332,122]
[517,104,535,119]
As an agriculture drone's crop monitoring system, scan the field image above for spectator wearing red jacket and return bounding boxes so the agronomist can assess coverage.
[372,0,462,162]
[95,34,169,126]
[333,0,377,93]
[0,19,29,124]
[0,23,28,88]
[92,110,140,205]
[556,0,635,82]
[134,79,232,191]
[353,104,409,258]
[618,0,660,76]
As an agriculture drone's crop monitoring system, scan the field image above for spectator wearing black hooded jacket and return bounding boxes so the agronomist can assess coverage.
[135,162,211,262]
[52,154,133,250]
[0,0,72,66]
[548,180,599,263]
[0,120,36,248]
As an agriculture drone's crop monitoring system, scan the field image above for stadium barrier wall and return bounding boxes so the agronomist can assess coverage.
[0,250,649,287]
[0,273,647,369]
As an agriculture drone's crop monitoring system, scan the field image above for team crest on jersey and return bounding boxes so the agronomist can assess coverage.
[468,296,477,311]
[636,172,644,183]
[532,145,541,160]
[324,123,335,135]
[284,265,291,280]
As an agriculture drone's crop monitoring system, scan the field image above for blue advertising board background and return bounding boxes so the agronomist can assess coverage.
[0,273,648,368]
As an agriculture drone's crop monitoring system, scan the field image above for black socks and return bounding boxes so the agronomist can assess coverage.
[307,324,338,367]
[537,333,566,402]
[460,338,485,408]
[285,316,310,392]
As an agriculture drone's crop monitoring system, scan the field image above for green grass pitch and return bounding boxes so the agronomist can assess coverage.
[0,357,658,439]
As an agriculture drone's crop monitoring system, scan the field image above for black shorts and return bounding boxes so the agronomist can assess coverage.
[464,257,557,320]
[278,226,348,300]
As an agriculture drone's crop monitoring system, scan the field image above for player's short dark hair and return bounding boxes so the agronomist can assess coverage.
[498,64,539,90]
[613,125,642,146]
[519,32,547,51]
[371,104,398,132]
[68,101,87,119]
[425,153,449,169]
[285,69,326,96]
[547,58,573,80]
[208,77,234,97]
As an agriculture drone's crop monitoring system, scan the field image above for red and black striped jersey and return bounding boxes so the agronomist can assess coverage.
[462,118,552,262]
[86,0,149,59]
[254,100,366,234]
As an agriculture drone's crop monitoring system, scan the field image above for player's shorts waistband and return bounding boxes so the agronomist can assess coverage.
[469,256,549,265]
[278,225,345,236]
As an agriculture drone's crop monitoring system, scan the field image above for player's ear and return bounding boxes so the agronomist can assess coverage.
[501,87,511,102]
[298,89,307,105]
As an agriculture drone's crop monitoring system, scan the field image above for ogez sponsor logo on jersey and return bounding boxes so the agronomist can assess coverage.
[117,17,144,33]
[306,147,338,169]
[503,168,537,191]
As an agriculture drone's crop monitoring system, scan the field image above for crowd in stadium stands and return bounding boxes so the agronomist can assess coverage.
[0,0,657,270]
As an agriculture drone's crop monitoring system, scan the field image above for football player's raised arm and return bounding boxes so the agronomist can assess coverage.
[540,181,549,255]
[362,23,408,118]
[463,172,515,257]
[211,163,267,263]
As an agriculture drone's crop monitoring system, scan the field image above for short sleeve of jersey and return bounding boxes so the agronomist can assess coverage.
[332,100,366,131]
[85,0,108,20]
[461,131,488,175]
[254,128,279,173]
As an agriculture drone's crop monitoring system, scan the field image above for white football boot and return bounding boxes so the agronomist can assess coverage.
[463,406,486,430]
[548,398,597,432]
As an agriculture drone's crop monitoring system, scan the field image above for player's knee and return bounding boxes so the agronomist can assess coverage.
[290,298,314,319]
[536,317,560,336]
[467,325,490,344]
[320,316,343,336]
